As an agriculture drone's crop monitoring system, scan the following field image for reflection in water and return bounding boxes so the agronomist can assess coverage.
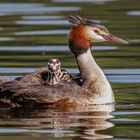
[127,11,140,16]
[0,0,139,139]
[53,0,116,4]
[0,104,114,139]
[0,37,14,41]
[2,75,140,83]
[16,20,72,25]
[108,75,140,83]
[15,29,69,35]
[0,3,80,16]
[22,15,64,20]
[128,39,140,43]
[0,45,117,51]
[16,19,103,26]
[1,68,140,83]
[0,68,140,75]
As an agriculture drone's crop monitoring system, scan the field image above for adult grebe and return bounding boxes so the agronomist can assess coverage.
[0,15,128,107]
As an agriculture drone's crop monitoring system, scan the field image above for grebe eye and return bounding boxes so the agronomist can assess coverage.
[93,29,99,34]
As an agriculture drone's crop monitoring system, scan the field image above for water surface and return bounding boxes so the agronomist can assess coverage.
[0,0,140,140]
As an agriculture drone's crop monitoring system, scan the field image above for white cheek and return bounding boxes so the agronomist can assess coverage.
[86,27,106,42]
[91,31,105,42]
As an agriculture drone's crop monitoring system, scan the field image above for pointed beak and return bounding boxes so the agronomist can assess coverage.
[102,34,129,45]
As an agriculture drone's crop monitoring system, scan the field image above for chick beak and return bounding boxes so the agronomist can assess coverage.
[102,34,129,44]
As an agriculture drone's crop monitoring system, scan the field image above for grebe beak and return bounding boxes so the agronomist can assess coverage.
[102,34,129,44]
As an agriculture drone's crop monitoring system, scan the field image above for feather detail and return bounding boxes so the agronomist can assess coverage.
[68,25,91,54]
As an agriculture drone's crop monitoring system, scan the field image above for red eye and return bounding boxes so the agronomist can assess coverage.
[93,29,99,34]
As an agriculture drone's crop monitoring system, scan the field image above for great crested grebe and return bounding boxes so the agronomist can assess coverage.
[0,15,128,107]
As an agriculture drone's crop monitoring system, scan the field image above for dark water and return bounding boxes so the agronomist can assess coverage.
[0,0,140,139]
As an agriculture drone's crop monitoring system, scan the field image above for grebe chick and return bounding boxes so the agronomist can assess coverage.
[41,59,72,85]
[14,59,72,86]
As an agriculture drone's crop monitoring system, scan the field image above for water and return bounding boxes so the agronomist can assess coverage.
[0,0,140,140]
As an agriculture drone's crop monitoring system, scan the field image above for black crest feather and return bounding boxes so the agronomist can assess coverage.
[68,15,97,26]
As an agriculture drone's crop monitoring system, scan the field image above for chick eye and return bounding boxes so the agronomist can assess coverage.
[93,29,99,34]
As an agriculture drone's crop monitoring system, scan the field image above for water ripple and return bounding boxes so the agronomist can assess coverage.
[108,75,140,83]
[53,0,116,4]
[0,128,28,133]
[16,19,103,25]
[0,45,117,51]
[0,37,14,41]
[15,29,69,35]
[0,128,73,134]
[22,15,64,20]
[111,118,139,122]
[0,3,80,16]
[16,20,71,25]
[1,68,140,83]
[127,11,140,16]
[112,111,140,115]
[0,68,140,75]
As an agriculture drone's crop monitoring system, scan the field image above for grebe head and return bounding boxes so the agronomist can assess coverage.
[48,59,61,72]
[68,15,129,54]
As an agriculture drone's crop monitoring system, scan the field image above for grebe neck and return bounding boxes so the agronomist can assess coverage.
[76,48,108,84]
